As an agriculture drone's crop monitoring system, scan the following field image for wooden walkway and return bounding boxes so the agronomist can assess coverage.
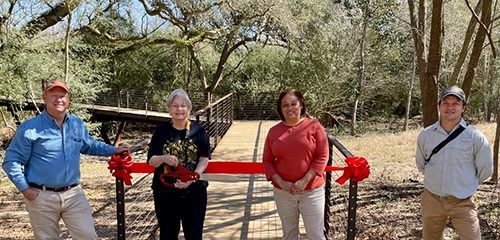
[121,120,312,240]
[0,97,178,124]
[199,120,308,239]
[203,120,280,239]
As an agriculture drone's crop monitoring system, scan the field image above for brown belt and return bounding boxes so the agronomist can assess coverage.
[29,182,79,192]
[425,189,470,200]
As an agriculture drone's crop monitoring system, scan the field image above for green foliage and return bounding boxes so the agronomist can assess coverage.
[0,33,61,102]
[221,46,286,94]
[0,0,497,133]
[0,29,113,132]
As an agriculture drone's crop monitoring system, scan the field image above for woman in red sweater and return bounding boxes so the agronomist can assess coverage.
[262,89,329,240]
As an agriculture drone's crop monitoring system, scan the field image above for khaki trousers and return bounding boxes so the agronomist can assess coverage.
[421,188,481,240]
[24,185,97,240]
[273,186,326,240]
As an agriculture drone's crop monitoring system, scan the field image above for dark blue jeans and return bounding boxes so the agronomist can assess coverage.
[153,181,208,240]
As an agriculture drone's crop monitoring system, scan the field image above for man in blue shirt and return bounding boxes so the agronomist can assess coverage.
[2,80,128,240]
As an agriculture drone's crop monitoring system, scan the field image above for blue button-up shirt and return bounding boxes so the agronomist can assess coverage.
[415,119,493,199]
[2,111,116,191]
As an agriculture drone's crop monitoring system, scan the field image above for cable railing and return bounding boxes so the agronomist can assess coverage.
[195,93,234,151]
[111,131,362,240]
[112,93,235,240]
[93,89,208,113]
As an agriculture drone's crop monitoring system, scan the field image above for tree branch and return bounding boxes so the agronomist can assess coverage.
[0,0,16,26]
[22,1,81,38]
[449,0,482,85]
[187,45,208,90]
[77,25,148,42]
[114,38,177,55]
[138,0,165,16]
[465,0,497,58]
[221,45,251,81]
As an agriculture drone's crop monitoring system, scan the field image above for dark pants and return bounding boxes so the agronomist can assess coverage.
[153,181,208,240]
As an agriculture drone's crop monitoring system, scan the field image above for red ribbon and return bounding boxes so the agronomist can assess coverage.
[108,155,370,186]
[159,165,200,187]
[334,156,370,184]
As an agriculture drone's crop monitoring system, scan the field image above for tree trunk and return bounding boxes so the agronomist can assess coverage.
[493,112,499,184]
[484,49,495,122]
[420,0,443,127]
[461,0,493,99]
[351,97,359,135]
[0,107,16,133]
[408,0,441,127]
[27,81,41,115]
[482,52,491,122]
[449,0,482,86]
[187,46,208,89]
[404,54,416,131]
[351,0,369,136]
[64,10,72,82]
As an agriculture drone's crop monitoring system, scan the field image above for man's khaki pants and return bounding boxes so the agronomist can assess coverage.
[24,185,97,240]
[421,188,481,240]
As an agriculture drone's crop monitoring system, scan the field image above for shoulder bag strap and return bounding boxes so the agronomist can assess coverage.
[424,124,466,165]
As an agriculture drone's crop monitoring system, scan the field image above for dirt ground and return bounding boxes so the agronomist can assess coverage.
[0,123,499,240]
[339,123,499,240]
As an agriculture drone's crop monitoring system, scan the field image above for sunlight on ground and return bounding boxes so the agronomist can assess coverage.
[0,122,498,239]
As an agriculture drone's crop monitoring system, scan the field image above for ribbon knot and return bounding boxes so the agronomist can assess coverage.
[335,156,370,184]
[108,152,134,185]
[160,164,200,187]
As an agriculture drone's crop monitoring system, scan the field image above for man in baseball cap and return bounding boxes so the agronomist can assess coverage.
[44,80,69,93]
[439,85,466,103]
[3,80,128,239]
[415,85,493,239]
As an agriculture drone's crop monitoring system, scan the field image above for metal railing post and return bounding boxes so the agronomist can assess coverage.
[324,134,334,239]
[144,90,148,117]
[329,137,358,240]
[230,93,234,124]
[117,91,121,111]
[116,179,126,240]
[347,181,358,240]
[207,107,212,150]
[215,103,219,146]
[126,91,130,108]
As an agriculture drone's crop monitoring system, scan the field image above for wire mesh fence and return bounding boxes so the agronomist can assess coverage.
[112,129,361,239]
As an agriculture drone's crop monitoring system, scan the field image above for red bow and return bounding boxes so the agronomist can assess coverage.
[160,164,200,187]
[335,156,370,184]
[108,152,134,185]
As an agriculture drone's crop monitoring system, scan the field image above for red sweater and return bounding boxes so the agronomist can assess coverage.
[262,118,329,190]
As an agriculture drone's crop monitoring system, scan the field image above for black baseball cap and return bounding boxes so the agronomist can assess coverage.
[440,86,465,102]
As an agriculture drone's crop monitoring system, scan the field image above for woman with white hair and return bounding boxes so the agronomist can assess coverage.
[147,89,210,240]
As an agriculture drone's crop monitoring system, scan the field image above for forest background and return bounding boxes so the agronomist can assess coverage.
[2,0,499,176]
[0,0,499,130]
[0,0,499,239]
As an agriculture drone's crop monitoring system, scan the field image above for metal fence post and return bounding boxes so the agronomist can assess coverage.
[126,91,130,108]
[347,181,358,240]
[329,137,358,240]
[215,104,219,146]
[324,134,334,239]
[144,90,148,116]
[207,107,212,150]
[116,179,126,240]
[117,91,121,110]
